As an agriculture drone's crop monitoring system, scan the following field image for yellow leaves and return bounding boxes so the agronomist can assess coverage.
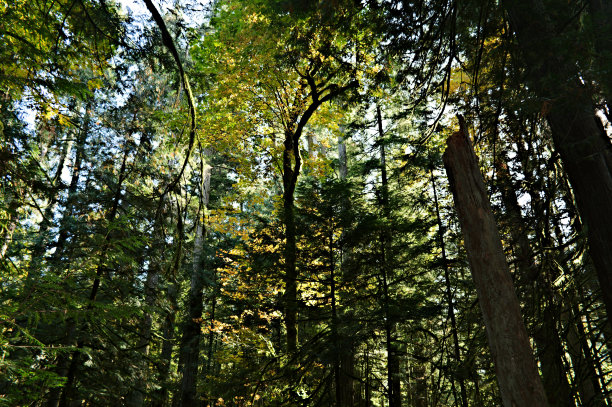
[483,35,503,49]
[246,12,269,24]
[87,78,103,91]
[447,67,471,96]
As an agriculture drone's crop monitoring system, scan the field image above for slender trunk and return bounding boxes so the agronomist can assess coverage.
[337,131,355,406]
[175,223,204,406]
[330,228,341,406]
[28,136,71,280]
[534,304,574,407]
[582,310,612,405]
[53,112,89,263]
[125,255,160,406]
[44,118,88,407]
[442,120,549,407]
[588,0,612,107]
[283,128,301,354]
[364,349,371,407]
[152,282,178,407]
[377,105,401,407]
[563,302,604,407]
[278,79,351,356]
[205,294,216,374]
[58,142,131,407]
[0,217,15,260]
[413,357,428,407]
[152,208,183,407]
[503,0,612,321]
[338,133,348,180]
[495,159,573,407]
[126,198,171,406]
[175,160,212,406]
[430,170,468,407]
[201,247,218,403]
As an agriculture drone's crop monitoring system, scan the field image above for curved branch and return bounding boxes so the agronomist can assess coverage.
[143,0,197,196]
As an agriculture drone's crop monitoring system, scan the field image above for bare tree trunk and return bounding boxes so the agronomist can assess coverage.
[503,0,612,321]
[175,159,212,406]
[152,208,182,407]
[377,105,401,407]
[442,119,549,407]
[336,131,355,407]
[282,127,301,355]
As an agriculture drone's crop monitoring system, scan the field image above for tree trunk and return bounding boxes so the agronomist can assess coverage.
[152,208,182,407]
[152,282,178,407]
[495,158,574,407]
[588,0,612,108]
[442,120,549,407]
[52,109,89,264]
[175,159,212,406]
[282,128,301,354]
[377,105,401,407]
[562,302,605,407]
[336,131,355,407]
[125,254,161,406]
[503,0,612,321]
[58,140,131,407]
[175,222,204,406]
[44,112,89,407]
[430,170,468,407]
[412,358,428,407]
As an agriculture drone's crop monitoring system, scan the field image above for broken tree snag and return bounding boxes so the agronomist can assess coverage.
[442,120,549,407]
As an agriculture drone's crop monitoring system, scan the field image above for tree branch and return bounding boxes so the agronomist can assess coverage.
[143,0,197,197]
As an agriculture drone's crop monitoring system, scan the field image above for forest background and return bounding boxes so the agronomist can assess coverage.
[0,0,611,406]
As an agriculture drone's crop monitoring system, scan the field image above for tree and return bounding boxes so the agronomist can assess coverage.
[443,119,549,407]
[502,0,612,322]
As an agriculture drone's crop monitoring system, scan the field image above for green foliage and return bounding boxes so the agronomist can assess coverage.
[0,0,610,405]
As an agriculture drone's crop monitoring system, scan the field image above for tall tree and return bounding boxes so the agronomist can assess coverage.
[443,119,549,407]
[502,0,612,320]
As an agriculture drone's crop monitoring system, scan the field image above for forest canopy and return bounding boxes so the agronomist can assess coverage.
[0,0,611,406]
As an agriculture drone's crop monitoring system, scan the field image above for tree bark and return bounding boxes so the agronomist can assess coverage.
[152,207,182,407]
[336,131,355,407]
[175,159,212,406]
[282,127,300,354]
[442,121,549,407]
[503,0,612,321]
[495,158,573,407]
[377,105,401,407]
